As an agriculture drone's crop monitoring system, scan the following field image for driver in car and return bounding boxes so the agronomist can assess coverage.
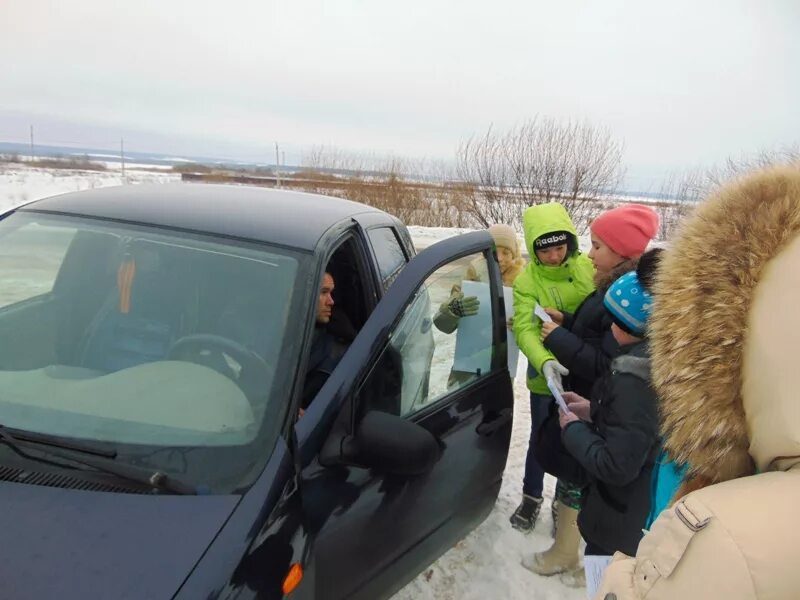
[299,272,356,414]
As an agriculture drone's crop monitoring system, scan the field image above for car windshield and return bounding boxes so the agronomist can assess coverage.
[0,210,305,493]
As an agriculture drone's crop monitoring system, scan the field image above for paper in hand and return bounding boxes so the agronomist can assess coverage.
[534,304,553,323]
[546,377,571,414]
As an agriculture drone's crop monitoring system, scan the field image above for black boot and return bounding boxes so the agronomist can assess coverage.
[509,494,543,532]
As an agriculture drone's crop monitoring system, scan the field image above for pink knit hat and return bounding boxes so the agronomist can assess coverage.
[590,204,659,258]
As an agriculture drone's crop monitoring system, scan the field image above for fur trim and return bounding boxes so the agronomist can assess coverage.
[651,166,800,491]
[502,257,525,286]
[612,354,650,381]
[594,257,638,290]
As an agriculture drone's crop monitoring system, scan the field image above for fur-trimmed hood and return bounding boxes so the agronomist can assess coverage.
[651,166,800,493]
[465,256,525,286]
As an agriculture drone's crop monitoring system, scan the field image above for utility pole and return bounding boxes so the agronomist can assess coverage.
[275,142,281,188]
[120,138,126,180]
[29,125,35,162]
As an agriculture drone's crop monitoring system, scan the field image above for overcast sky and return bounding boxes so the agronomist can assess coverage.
[1,0,798,189]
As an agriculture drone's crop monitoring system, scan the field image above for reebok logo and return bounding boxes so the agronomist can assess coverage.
[535,233,568,248]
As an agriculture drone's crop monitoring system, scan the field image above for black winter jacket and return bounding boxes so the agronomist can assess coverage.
[561,341,659,556]
[301,309,355,409]
[543,288,620,397]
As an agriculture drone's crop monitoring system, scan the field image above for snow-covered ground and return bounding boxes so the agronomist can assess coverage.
[1,164,585,599]
[0,163,179,210]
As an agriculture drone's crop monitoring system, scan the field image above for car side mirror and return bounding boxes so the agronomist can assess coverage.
[341,411,441,476]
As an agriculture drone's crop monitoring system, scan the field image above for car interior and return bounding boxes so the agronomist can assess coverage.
[322,234,426,420]
[0,225,298,437]
[323,236,372,335]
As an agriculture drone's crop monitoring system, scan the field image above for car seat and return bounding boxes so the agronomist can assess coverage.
[79,241,192,372]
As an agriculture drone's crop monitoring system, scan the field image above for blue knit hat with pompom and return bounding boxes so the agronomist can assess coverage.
[604,270,653,336]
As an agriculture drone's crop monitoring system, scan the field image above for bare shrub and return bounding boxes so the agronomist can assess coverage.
[457,117,625,231]
[0,153,21,164]
[655,145,800,241]
[34,155,107,171]
[706,145,800,189]
[171,162,214,174]
[656,169,705,240]
[299,147,476,227]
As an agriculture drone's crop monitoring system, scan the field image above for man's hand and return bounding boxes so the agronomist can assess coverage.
[542,360,569,391]
[447,294,480,318]
[559,410,580,429]
[540,321,559,340]
[562,391,591,421]
[544,307,564,324]
[507,315,514,330]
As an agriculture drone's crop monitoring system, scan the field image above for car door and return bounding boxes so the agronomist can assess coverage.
[294,231,514,600]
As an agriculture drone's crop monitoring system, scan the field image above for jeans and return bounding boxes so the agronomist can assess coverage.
[523,392,552,498]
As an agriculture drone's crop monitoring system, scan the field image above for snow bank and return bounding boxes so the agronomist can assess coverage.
[0,164,179,211]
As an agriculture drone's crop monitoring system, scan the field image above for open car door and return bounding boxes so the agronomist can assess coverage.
[294,231,515,600]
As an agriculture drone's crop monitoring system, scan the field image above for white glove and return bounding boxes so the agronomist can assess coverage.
[542,360,569,392]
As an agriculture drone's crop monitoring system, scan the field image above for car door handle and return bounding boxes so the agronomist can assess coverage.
[475,408,512,436]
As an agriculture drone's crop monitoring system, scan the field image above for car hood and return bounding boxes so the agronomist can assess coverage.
[0,480,239,599]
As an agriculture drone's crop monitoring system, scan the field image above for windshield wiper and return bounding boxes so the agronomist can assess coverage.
[0,425,117,458]
[0,426,196,495]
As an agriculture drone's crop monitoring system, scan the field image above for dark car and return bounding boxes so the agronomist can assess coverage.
[0,183,514,600]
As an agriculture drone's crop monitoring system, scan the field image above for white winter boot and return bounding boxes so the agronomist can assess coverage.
[521,501,581,576]
[559,565,586,588]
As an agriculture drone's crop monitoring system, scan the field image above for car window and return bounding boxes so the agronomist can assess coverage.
[359,252,496,417]
[0,221,77,308]
[0,211,306,493]
[367,227,406,289]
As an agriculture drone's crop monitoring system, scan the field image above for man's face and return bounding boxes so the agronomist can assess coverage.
[316,273,335,324]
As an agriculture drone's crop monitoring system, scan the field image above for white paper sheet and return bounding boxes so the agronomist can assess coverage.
[452,280,493,375]
[534,303,553,323]
[584,555,614,599]
[452,281,520,377]
[546,377,571,414]
[503,286,520,377]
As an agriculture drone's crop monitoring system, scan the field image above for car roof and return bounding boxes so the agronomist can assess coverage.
[19,183,385,250]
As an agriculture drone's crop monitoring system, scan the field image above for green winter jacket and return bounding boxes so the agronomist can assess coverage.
[513,202,595,394]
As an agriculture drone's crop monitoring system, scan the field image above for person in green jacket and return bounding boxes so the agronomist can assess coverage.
[509,202,595,533]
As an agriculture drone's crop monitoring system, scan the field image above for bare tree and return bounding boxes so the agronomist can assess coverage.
[456,126,522,227]
[656,169,705,240]
[706,144,800,189]
[456,117,625,231]
[655,145,800,241]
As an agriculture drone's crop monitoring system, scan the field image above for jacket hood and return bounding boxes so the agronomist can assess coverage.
[522,202,579,258]
[650,166,800,489]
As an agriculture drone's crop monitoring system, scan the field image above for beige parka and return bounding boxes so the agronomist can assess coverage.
[596,166,800,600]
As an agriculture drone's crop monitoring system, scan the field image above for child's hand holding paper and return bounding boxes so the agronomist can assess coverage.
[546,376,571,414]
[562,391,591,421]
[534,303,553,323]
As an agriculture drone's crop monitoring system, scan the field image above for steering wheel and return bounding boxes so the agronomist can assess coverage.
[166,334,272,400]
